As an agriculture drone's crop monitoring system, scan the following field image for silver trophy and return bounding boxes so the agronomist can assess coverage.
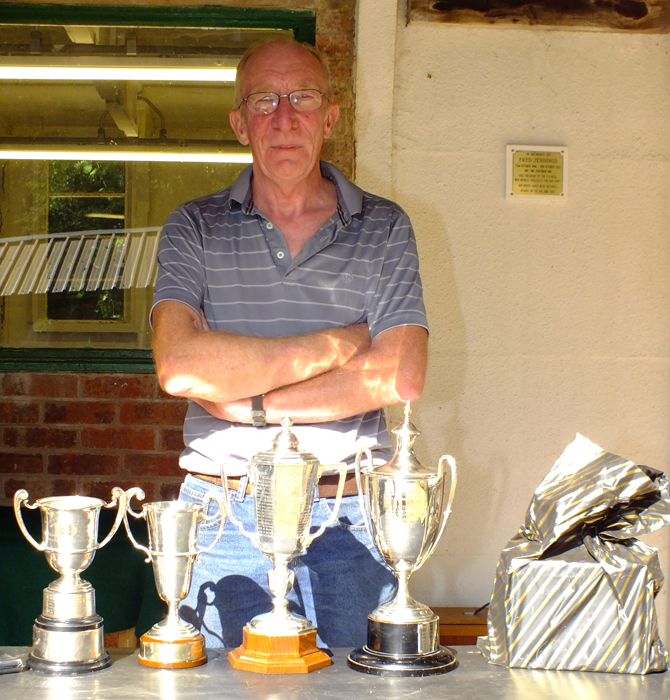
[348,402,458,676]
[14,488,126,674]
[226,416,348,674]
[123,488,226,668]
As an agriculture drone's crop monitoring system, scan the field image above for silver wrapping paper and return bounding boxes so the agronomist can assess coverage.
[478,433,670,674]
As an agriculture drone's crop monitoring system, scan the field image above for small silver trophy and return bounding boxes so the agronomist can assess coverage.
[347,402,458,676]
[225,416,348,674]
[14,488,126,674]
[123,488,226,668]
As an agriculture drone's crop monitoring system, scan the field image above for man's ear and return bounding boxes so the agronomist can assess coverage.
[322,102,339,140]
[229,108,249,146]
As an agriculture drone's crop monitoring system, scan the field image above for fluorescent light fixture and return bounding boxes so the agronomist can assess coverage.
[0,56,237,82]
[0,138,252,164]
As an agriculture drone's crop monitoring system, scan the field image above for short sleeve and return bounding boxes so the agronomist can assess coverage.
[151,203,207,322]
[366,205,428,339]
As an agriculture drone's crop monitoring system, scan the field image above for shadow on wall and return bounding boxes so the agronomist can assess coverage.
[385,191,472,599]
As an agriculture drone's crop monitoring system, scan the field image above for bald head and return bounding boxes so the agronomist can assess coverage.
[234,38,333,107]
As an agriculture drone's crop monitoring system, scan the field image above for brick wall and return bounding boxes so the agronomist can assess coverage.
[0,373,187,506]
[0,1,356,507]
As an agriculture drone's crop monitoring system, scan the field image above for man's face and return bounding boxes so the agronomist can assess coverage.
[229,42,339,185]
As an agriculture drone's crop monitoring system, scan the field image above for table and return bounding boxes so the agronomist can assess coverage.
[1,646,669,699]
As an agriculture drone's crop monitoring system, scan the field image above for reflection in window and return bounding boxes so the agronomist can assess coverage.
[47,161,126,321]
[0,19,294,357]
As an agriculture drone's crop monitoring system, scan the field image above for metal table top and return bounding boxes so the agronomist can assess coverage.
[1,647,669,700]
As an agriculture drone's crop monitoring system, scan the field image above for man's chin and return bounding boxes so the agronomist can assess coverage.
[263,155,317,179]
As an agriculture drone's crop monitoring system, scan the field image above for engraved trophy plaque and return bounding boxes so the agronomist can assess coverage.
[123,488,226,668]
[348,402,458,676]
[225,417,348,674]
[14,488,126,674]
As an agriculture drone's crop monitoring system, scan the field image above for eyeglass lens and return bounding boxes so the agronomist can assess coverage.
[245,90,323,115]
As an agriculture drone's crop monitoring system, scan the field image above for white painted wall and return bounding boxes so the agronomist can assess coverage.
[356,2,670,639]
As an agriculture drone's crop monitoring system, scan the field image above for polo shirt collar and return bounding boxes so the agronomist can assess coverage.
[229,161,364,223]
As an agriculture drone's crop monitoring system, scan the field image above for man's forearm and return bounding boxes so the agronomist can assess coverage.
[152,300,371,402]
[197,325,428,424]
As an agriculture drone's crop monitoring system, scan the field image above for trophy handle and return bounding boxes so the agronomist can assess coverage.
[122,487,152,562]
[97,486,127,549]
[354,448,376,545]
[196,490,227,558]
[220,462,259,547]
[307,462,348,546]
[13,489,46,551]
[428,454,458,560]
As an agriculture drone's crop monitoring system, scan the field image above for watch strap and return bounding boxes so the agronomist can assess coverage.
[251,394,266,427]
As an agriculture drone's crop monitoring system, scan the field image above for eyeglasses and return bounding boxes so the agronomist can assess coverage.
[239,89,327,116]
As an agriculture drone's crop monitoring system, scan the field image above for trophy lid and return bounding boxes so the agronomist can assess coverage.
[374,402,436,476]
[250,416,320,468]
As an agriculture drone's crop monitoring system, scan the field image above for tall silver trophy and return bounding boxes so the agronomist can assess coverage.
[348,402,458,677]
[14,488,126,674]
[123,488,226,668]
[225,417,347,674]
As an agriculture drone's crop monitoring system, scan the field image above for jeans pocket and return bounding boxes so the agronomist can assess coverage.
[315,496,367,532]
[180,482,224,532]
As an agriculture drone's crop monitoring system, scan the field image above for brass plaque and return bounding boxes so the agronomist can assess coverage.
[507,146,567,199]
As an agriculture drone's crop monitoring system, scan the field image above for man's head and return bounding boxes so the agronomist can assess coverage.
[229,39,339,187]
[233,38,335,107]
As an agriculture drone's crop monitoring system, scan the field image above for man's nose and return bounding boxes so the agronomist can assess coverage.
[271,95,298,125]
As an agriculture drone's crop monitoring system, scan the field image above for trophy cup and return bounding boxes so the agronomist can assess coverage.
[225,417,347,674]
[13,487,126,674]
[347,402,458,677]
[122,488,226,668]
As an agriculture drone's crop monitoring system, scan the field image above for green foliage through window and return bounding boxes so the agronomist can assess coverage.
[47,161,126,321]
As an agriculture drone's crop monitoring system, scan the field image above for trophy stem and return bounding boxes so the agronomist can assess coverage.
[166,601,183,631]
[396,567,411,610]
[268,555,293,620]
[54,571,82,592]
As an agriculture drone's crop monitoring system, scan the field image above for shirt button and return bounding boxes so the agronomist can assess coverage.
[277,251,285,259]
[266,222,273,229]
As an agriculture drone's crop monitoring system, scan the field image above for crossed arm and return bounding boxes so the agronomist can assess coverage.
[152,300,428,424]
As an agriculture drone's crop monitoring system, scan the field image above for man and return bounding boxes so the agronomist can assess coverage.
[151,38,428,649]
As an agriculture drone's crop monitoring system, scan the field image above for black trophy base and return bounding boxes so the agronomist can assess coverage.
[347,619,458,677]
[27,653,112,675]
[347,645,458,677]
[27,615,111,675]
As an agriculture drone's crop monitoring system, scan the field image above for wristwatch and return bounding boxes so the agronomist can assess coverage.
[251,394,266,427]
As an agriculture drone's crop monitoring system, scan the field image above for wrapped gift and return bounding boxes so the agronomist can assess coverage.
[477,433,670,674]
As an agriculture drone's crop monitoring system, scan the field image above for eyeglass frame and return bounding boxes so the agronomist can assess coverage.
[237,89,328,115]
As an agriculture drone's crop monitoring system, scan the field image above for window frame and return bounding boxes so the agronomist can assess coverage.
[0,3,316,372]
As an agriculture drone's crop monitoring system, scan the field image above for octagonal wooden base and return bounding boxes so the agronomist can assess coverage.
[228,626,332,674]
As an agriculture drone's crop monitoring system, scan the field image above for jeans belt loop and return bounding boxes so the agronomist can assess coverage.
[234,474,249,503]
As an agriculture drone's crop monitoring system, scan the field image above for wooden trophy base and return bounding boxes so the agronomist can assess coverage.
[138,631,208,669]
[228,626,331,674]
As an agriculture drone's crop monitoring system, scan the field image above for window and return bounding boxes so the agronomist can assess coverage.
[46,160,126,323]
[0,6,316,370]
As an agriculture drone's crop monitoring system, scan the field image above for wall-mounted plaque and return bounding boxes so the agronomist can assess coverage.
[506,145,567,200]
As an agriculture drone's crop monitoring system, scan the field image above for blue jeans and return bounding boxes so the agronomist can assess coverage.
[178,473,395,649]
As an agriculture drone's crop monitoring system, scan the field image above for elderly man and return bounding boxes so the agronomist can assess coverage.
[151,38,428,649]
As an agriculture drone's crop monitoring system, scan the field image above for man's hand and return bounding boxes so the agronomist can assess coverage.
[193,324,428,424]
[152,300,371,403]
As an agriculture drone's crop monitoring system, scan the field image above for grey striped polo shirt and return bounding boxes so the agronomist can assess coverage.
[152,162,428,476]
